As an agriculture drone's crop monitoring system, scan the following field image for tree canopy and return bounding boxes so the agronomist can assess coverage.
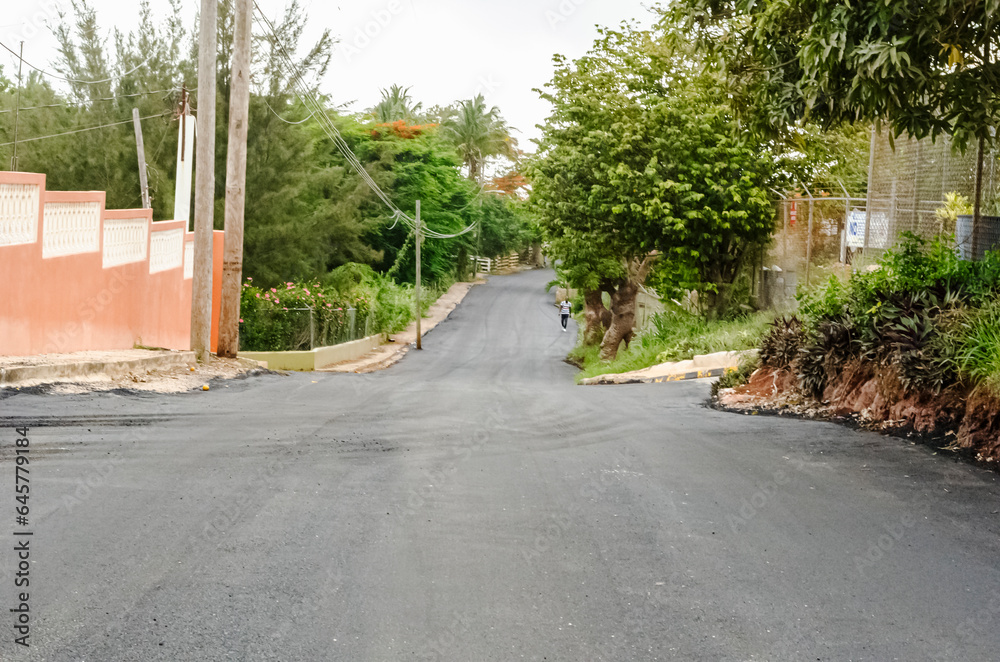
[671,0,1000,150]
[530,23,776,327]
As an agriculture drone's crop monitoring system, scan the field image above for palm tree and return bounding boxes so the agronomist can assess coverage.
[440,94,517,184]
[370,84,423,124]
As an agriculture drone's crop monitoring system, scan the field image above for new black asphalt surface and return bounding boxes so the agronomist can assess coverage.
[2,269,1000,661]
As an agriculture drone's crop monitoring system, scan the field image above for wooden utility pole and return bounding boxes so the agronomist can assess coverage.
[217,0,252,358]
[132,108,151,209]
[191,0,217,361]
[415,200,422,350]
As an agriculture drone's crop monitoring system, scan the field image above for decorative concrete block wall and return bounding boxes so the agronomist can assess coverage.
[0,171,225,356]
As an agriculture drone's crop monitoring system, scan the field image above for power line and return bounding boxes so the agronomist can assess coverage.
[0,88,190,114]
[0,112,172,147]
[0,39,155,86]
[261,96,315,124]
[250,3,479,241]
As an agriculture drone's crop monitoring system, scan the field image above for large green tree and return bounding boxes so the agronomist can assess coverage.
[531,24,776,358]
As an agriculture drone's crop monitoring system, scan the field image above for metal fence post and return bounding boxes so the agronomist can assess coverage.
[783,197,789,262]
[309,307,315,350]
[806,195,814,287]
[864,126,876,256]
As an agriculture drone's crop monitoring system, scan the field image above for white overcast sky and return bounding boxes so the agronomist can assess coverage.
[2,0,658,148]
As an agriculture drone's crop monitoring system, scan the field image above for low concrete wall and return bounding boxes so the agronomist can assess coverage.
[0,351,196,385]
[239,334,384,371]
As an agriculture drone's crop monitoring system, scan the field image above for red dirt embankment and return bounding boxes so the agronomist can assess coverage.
[717,364,1000,464]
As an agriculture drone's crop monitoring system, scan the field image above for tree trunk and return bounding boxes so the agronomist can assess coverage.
[456,245,469,281]
[583,289,610,346]
[530,242,543,267]
[599,280,638,361]
[702,284,733,322]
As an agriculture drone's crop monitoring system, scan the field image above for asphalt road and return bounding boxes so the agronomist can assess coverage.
[2,268,1000,661]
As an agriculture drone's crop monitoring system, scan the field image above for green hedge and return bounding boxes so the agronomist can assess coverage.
[239,265,416,351]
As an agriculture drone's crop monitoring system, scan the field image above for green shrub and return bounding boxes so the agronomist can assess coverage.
[759,316,803,369]
[239,266,422,351]
[773,232,1000,398]
[797,275,848,331]
[934,192,972,235]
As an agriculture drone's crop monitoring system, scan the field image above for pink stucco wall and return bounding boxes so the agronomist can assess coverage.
[0,171,224,356]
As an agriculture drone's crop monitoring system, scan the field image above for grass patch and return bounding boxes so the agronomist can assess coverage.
[957,298,1000,395]
[575,309,772,381]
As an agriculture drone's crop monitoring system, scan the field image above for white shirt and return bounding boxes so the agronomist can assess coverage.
[559,301,571,315]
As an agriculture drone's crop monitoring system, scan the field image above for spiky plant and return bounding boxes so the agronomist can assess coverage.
[794,338,829,398]
[759,316,803,369]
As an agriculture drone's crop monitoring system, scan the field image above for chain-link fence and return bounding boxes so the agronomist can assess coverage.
[864,131,1000,265]
[760,130,1000,308]
[761,190,860,307]
[240,306,376,352]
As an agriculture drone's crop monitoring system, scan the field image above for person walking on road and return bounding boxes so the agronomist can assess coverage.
[559,299,571,332]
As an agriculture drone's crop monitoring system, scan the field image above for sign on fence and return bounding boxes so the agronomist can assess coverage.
[846,209,890,249]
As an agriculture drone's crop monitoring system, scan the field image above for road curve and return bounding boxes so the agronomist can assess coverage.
[1,268,999,661]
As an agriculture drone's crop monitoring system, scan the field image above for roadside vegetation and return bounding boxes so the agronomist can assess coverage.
[239,264,458,351]
[715,235,1000,461]
[532,0,1000,394]
[572,309,771,382]
[747,234,1000,398]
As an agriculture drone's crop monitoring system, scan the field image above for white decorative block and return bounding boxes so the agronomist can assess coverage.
[42,201,101,258]
[103,217,148,268]
[149,228,184,274]
[183,241,194,279]
[0,183,40,247]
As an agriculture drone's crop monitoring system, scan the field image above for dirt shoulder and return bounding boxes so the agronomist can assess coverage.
[319,279,484,373]
[715,365,998,467]
[0,349,270,395]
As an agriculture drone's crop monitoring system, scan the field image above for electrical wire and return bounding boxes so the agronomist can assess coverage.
[0,111,172,147]
[0,88,190,114]
[261,96,315,124]
[0,39,156,86]
[251,3,480,241]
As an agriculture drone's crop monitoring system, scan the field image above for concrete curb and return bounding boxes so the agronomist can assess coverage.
[319,279,483,374]
[240,334,385,372]
[0,351,197,386]
[583,366,736,385]
[579,349,755,386]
